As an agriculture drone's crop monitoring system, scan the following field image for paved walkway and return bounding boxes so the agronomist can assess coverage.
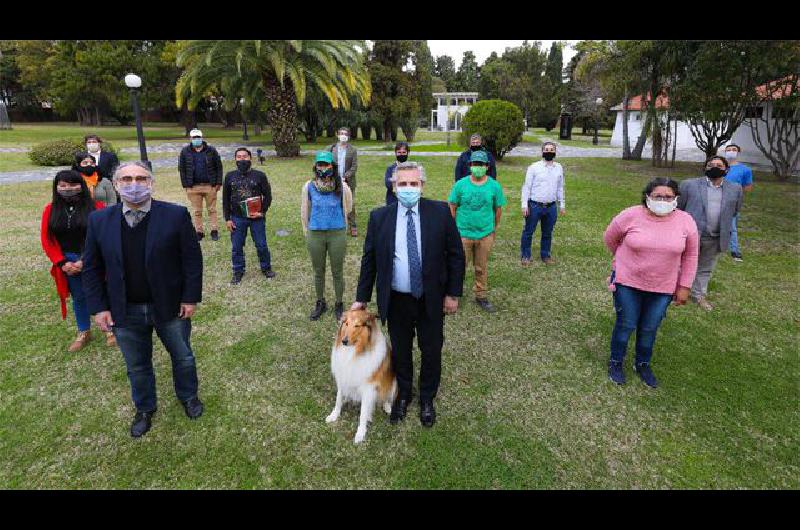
[0,139,758,185]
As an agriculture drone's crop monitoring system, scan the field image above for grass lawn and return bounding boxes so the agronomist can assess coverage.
[525,127,613,148]
[0,152,797,489]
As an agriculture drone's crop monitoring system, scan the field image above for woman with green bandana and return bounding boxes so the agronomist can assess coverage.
[300,151,353,322]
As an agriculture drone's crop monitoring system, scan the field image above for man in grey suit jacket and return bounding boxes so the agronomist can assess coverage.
[328,127,359,236]
[677,156,742,311]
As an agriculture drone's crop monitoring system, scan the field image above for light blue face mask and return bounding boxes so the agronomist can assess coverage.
[396,187,421,208]
[191,138,203,147]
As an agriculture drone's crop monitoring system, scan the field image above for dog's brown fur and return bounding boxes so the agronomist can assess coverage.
[338,310,395,400]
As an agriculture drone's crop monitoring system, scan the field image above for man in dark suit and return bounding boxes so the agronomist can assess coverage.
[454,133,497,182]
[351,162,465,428]
[84,134,120,181]
[83,161,205,438]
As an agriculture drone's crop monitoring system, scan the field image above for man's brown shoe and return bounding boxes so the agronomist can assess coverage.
[68,331,92,352]
[542,256,556,265]
[105,331,117,347]
[520,258,531,267]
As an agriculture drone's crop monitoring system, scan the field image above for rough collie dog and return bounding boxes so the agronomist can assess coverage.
[325,309,397,444]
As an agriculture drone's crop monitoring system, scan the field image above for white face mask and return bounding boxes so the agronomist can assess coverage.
[646,197,677,217]
[724,151,738,160]
[338,134,349,143]
[86,142,100,153]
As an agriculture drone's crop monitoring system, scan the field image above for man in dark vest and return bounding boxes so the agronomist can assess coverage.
[83,161,205,438]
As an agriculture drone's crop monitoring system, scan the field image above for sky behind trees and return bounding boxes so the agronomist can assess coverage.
[428,40,578,69]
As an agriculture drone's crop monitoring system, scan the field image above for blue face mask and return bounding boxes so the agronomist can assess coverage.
[396,187,421,208]
[191,138,203,147]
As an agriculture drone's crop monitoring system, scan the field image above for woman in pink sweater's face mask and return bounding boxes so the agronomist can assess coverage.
[602,177,699,389]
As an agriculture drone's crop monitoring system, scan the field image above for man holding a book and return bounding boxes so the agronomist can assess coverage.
[222,148,275,285]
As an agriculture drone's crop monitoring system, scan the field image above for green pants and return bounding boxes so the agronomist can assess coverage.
[306,229,347,303]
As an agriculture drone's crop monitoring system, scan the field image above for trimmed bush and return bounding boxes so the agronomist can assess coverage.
[29,139,119,167]
[461,100,525,160]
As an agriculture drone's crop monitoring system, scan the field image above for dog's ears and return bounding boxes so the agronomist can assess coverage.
[366,312,377,325]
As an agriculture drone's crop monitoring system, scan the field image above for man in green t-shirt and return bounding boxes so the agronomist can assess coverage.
[448,150,507,313]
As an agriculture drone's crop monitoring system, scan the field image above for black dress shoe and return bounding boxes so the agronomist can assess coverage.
[182,397,204,419]
[389,397,410,425]
[310,300,327,321]
[196,232,205,241]
[334,302,344,322]
[210,230,219,241]
[262,268,276,279]
[420,400,436,427]
[131,410,155,438]
[231,271,244,285]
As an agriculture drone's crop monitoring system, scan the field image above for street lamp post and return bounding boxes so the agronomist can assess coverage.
[124,74,150,170]
[593,97,604,145]
[240,97,249,141]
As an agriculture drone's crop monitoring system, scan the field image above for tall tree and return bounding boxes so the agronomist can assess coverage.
[454,51,479,92]
[177,40,371,157]
[434,55,456,91]
[671,40,789,158]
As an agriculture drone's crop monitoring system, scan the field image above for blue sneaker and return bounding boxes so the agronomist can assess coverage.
[634,363,658,388]
[608,361,625,385]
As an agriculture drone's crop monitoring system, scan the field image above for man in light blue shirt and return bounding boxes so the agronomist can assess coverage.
[391,195,422,294]
[723,144,754,262]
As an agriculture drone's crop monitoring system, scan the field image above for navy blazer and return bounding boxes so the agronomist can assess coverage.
[454,149,497,182]
[82,200,203,327]
[356,198,465,323]
[95,150,120,181]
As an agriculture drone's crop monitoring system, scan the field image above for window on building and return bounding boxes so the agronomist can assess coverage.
[745,106,763,119]
[451,98,457,106]
[771,105,799,122]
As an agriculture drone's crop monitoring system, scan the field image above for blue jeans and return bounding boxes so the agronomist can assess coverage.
[64,252,90,332]
[520,201,558,260]
[113,303,199,413]
[610,284,672,365]
[729,214,739,254]
[230,215,271,273]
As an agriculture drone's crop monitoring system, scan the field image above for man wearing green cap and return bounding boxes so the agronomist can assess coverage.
[448,150,506,312]
[300,151,353,321]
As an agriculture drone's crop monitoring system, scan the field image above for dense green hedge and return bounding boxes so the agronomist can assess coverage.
[461,100,525,160]
[28,139,119,167]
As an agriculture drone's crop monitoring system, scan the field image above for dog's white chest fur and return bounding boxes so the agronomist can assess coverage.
[330,337,387,401]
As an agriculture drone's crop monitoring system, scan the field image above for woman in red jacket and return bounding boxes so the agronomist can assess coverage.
[41,170,112,351]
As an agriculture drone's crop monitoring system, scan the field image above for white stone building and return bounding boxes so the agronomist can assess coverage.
[610,87,799,174]
[430,92,478,132]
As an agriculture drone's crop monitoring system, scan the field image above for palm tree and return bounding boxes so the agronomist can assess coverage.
[176,40,371,157]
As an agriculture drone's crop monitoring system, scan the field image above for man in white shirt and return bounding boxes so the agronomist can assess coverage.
[519,142,566,265]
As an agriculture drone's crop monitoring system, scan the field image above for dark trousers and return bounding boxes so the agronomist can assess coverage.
[520,201,558,260]
[230,215,271,273]
[610,284,672,365]
[387,291,444,403]
[113,303,199,413]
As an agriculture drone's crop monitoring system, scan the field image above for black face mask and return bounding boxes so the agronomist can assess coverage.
[543,152,556,161]
[705,167,725,180]
[236,160,252,173]
[79,165,96,175]
[469,145,481,152]
[396,154,408,163]
[57,188,82,201]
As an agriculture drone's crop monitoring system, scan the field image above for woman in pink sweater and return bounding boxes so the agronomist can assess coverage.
[603,178,699,387]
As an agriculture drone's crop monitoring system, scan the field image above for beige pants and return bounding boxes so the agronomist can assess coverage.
[462,232,495,300]
[186,184,218,233]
